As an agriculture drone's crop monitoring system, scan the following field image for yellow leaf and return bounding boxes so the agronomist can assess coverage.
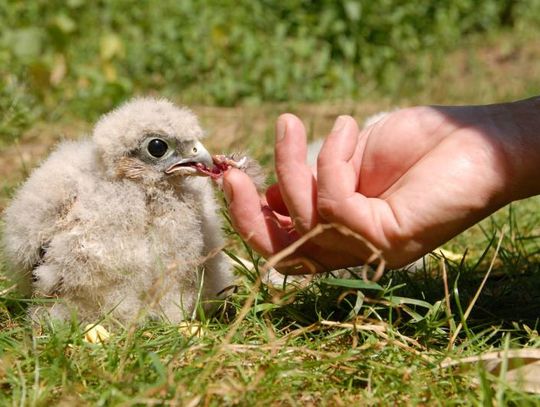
[100,33,124,61]
[433,248,462,262]
[178,322,205,338]
[83,324,110,344]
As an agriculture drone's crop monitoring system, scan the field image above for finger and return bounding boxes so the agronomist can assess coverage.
[317,116,360,202]
[223,169,296,257]
[223,170,342,274]
[273,227,380,275]
[315,116,393,259]
[224,169,369,272]
[265,183,290,216]
[275,114,318,233]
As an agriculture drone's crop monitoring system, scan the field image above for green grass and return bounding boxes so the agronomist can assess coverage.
[1,199,539,405]
[1,110,539,404]
[2,5,540,404]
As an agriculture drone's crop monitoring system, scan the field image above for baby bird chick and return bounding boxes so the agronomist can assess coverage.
[3,97,233,323]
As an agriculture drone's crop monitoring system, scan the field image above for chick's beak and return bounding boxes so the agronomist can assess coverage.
[165,142,213,175]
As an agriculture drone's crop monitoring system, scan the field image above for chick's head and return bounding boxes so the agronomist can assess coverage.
[93,97,212,184]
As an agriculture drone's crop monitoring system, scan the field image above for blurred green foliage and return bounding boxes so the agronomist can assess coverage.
[0,79,36,146]
[1,0,539,138]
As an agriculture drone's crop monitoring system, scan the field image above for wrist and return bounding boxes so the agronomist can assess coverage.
[489,97,540,201]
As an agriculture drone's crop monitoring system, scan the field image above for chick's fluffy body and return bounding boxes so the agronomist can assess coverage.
[3,98,231,322]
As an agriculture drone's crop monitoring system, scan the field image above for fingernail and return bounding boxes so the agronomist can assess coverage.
[276,117,287,141]
[223,177,233,203]
[331,116,348,133]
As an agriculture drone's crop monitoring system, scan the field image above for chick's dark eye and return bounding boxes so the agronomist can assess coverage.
[147,139,168,158]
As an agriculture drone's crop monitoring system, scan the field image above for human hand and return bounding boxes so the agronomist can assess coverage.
[223,100,540,273]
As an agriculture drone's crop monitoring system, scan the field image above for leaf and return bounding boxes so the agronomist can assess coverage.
[433,248,463,262]
[148,352,167,382]
[100,33,124,61]
[346,290,365,320]
[67,0,85,8]
[53,14,76,34]
[8,28,43,60]
[387,296,434,309]
[343,1,362,21]
[252,303,280,314]
[83,324,110,344]
[321,278,383,290]
[177,322,205,338]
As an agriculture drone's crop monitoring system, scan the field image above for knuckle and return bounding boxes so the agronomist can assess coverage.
[292,216,315,235]
[316,195,339,221]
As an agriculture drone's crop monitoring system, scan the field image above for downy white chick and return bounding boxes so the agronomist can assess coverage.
[3,97,234,323]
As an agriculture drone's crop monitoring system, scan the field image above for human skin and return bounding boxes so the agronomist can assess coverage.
[223,97,540,274]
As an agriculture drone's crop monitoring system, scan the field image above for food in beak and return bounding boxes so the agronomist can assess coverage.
[196,154,266,191]
[166,154,264,191]
[166,154,248,178]
[194,155,248,179]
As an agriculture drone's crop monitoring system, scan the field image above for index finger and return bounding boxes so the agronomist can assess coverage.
[223,168,296,257]
[274,114,318,234]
